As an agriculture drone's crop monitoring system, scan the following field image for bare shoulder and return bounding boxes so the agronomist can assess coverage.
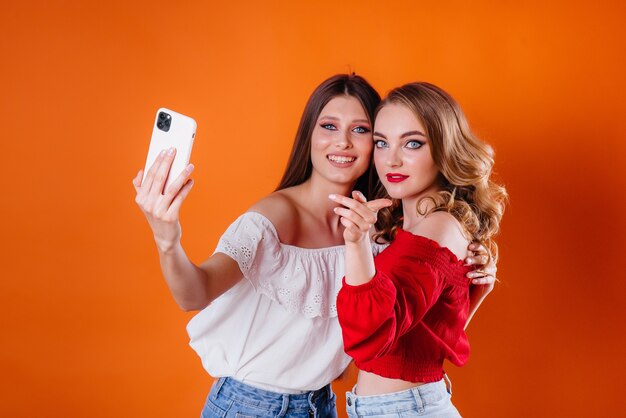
[247,189,300,243]
[411,211,470,260]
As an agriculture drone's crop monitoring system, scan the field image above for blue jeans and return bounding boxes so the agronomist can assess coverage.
[201,377,338,418]
[345,379,461,418]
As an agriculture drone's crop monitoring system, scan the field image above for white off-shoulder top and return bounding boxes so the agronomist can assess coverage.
[186,212,387,393]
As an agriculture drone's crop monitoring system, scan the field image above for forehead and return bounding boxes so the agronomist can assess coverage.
[318,95,368,120]
[375,103,425,134]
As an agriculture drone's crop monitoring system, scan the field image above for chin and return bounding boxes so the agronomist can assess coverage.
[331,175,361,186]
[330,170,367,184]
[380,184,405,199]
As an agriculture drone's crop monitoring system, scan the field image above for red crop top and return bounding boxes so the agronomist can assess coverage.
[336,228,473,383]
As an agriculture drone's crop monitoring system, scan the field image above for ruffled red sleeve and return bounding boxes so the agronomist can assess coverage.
[336,260,444,362]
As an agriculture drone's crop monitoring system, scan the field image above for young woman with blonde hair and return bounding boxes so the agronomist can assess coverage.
[332,82,506,417]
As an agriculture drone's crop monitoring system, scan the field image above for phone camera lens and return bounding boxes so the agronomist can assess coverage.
[157,121,164,129]
[164,119,171,127]
[159,112,167,120]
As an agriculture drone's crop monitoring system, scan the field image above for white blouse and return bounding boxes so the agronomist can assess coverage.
[186,212,387,393]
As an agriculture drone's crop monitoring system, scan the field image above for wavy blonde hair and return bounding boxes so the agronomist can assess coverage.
[372,82,507,262]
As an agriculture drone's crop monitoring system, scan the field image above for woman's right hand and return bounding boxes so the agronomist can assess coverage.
[132,147,195,253]
[329,191,392,244]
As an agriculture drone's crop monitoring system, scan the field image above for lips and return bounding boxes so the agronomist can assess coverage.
[386,173,409,183]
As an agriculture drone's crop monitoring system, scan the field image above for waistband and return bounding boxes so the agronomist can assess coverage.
[345,379,450,414]
[211,377,333,412]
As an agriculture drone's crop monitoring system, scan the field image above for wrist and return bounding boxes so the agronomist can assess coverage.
[155,238,181,255]
[345,235,371,247]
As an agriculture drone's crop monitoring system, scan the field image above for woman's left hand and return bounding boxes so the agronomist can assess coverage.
[464,243,497,286]
[329,191,392,244]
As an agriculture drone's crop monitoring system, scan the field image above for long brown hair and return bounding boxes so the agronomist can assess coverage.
[276,74,381,197]
[373,82,507,262]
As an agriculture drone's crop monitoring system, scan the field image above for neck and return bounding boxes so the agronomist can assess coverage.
[298,173,356,226]
[401,184,442,230]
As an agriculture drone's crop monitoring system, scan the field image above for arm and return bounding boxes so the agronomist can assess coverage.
[333,193,444,360]
[133,149,243,311]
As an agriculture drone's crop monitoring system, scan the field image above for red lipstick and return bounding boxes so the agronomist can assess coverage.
[386,173,409,183]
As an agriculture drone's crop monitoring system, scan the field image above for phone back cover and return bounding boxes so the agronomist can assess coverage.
[142,107,196,190]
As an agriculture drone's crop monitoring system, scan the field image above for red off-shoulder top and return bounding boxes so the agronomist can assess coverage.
[337,229,473,383]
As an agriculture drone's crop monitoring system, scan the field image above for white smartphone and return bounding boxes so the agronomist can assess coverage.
[142,107,196,191]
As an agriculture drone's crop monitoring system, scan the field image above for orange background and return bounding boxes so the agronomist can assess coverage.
[2,1,625,417]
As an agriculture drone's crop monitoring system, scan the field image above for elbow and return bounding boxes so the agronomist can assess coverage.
[369,340,394,360]
[346,337,394,363]
[179,304,197,312]
[175,297,210,312]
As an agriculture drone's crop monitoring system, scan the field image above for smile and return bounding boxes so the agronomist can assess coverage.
[327,155,356,164]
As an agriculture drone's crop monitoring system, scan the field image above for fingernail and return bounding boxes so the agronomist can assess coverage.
[333,207,339,212]
[168,147,175,155]
[329,194,336,200]
[466,259,473,265]
[159,149,166,156]
[187,164,194,172]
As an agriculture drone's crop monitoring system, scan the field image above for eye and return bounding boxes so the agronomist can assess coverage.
[352,126,371,134]
[320,123,337,131]
[405,140,424,149]
[374,140,388,149]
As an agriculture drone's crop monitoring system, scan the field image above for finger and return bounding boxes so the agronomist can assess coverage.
[484,264,497,275]
[132,169,144,192]
[156,164,195,214]
[365,198,393,212]
[472,277,493,285]
[338,216,362,239]
[329,194,378,224]
[329,193,359,207]
[464,254,488,266]
[149,147,177,196]
[469,242,488,254]
[167,178,194,217]
[352,190,367,203]
[472,275,496,285]
[164,163,194,199]
[467,269,496,283]
[141,149,168,195]
[334,207,372,231]
[467,270,486,279]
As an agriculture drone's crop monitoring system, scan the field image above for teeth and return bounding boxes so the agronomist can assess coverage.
[328,155,355,163]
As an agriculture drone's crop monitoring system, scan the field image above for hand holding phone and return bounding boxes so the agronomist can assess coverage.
[133,108,197,253]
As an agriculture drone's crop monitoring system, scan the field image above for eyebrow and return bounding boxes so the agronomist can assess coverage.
[319,116,371,124]
[373,130,427,139]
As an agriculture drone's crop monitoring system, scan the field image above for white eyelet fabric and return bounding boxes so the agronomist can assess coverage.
[215,212,370,319]
[187,212,388,393]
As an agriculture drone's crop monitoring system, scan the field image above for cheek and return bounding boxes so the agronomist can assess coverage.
[373,149,385,173]
[310,138,325,165]
[411,153,439,181]
[310,128,332,150]
[356,138,374,160]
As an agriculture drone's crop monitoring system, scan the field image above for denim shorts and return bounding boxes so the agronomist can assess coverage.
[201,377,338,418]
[345,378,461,418]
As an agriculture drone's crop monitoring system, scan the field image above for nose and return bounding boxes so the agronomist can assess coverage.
[386,146,401,167]
[335,129,353,149]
